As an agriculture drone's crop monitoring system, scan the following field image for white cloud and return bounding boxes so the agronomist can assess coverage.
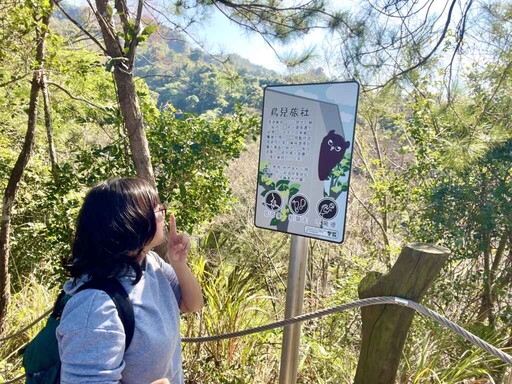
[294,89,319,100]
[325,83,359,107]
[340,111,354,123]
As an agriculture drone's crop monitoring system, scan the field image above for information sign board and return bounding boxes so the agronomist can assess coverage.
[254,81,359,243]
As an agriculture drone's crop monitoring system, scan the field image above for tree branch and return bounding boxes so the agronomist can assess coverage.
[0,72,29,88]
[445,0,474,102]
[213,2,288,63]
[53,0,108,55]
[349,185,390,249]
[46,81,110,111]
[143,2,230,68]
[126,0,145,67]
[354,137,376,184]
[369,0,458,91]
[91,0,124,58]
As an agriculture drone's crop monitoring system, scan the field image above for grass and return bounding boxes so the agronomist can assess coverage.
[0,275,59,382]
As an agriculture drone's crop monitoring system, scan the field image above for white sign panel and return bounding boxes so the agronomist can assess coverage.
[254,81,359,243]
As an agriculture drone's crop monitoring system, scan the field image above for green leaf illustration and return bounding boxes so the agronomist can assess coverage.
[289,187,300,198]
[331,185,343,193]
[277,180,290,191]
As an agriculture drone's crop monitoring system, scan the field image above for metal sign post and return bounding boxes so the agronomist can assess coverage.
[254,82,360,383]
[279,235,308,384]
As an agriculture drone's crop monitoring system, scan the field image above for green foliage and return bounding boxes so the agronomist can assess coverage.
[0,0,47,65]
[327,151,351,200]
[342,16,512,375]
[400,318,509,383]
[9,143,133,287]
[134,26,329,116]
[148,104,259,232]
[423,142,511,257]
[2,1,512,381]
[390,61,512,329]
[209,0,325,43]
[182,248,279,383]
[297,247,365,383]
[0,276,59,382]
[415,140,512,328]
[0,11,124,285]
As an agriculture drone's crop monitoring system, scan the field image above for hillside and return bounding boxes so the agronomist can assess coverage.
[133,24,283,115]
[54,3,327,116]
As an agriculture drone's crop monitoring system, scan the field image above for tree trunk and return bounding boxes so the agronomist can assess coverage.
[94,0,155,186]
[41,74,59,179]
[0,4,51,332]
[112,69,155,185]
[354,243,450,384]
[477,237,494,326]
[490,232,510,305]
[0,77,40,332]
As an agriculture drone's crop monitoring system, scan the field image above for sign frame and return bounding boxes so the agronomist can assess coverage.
[254,80,360,244]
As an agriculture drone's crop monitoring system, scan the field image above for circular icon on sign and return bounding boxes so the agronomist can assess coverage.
[289,194,309,215]
[317,198,338,220]
[264,191,283,211]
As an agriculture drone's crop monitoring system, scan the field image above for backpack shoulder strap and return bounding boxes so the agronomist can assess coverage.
[77,278,135,351]
[51,290,70,319]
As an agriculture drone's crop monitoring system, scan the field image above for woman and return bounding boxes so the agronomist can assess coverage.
[57,177,203,384]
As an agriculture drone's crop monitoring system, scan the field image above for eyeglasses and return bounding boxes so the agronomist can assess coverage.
[154,204,167,218]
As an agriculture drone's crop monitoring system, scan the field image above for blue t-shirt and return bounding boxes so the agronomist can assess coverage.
[57,252,183,384]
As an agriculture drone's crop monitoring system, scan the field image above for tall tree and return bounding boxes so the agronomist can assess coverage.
[328,0,477,91]
[53,0,485,191]
[0,0,53,333]
[54,0,336,186]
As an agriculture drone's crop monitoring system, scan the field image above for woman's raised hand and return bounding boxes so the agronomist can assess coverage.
[167,214,190,264]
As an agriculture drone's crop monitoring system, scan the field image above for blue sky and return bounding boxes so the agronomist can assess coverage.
[63,1,456,75]
[196,11,283,72]
[64,0,324,73]
[191,7,327,74]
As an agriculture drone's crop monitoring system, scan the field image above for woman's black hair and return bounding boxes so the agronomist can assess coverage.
[70,177,160,284]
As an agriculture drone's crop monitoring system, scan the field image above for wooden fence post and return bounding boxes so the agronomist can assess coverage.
[354,243,450,384]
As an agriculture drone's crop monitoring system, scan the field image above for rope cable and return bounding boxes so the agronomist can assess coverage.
[1,373,25,384]
[182,296,512,366]
[1,297,510,369]
[0,308,52,343]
